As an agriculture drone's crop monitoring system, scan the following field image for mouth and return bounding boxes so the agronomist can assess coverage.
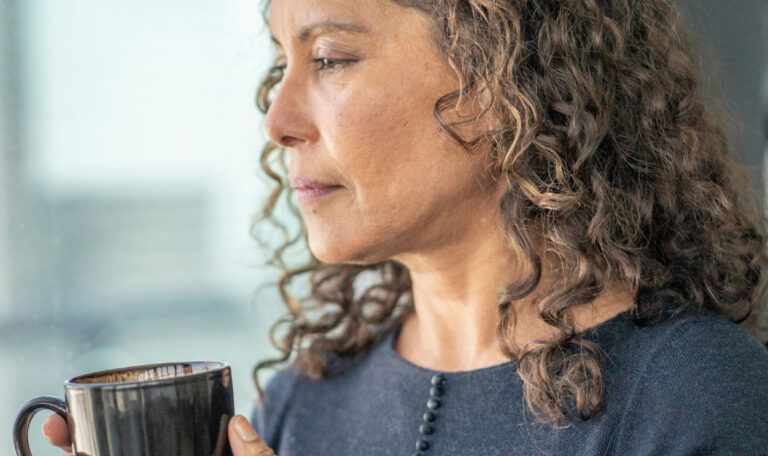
[289,176,344,204]
[295,185,343,204]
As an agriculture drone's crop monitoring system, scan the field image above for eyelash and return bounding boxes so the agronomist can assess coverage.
[314,57,356,71]
[269,57,356,77]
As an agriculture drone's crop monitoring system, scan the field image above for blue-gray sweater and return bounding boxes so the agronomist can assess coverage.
[252,307,768,455]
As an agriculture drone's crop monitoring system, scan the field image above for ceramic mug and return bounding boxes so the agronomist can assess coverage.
[13,361,234,456]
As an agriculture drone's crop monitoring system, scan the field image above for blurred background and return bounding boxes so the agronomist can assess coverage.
[0,1,287,453]
[0,0,766,454]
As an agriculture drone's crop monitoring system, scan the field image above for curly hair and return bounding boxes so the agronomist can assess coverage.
[251,0,768,426]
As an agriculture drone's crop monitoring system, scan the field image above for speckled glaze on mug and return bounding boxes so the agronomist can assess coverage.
[13,361,234,456]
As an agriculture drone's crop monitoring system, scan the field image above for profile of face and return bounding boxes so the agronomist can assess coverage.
[266,0,505,265]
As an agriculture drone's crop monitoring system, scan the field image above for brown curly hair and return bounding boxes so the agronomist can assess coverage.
[250,0,768,426]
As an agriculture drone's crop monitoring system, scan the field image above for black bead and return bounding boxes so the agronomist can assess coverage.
[427,398,441,410]
[416,440,430,451]
[411,453,422,456]
[419,423,434,435]
[422,411,436,422]
[429,385,443,397]
[430,374,445,386]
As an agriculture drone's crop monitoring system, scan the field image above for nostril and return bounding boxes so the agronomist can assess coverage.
[280,135,303,147]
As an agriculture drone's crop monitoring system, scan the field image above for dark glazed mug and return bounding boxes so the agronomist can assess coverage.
[13,361,234,456]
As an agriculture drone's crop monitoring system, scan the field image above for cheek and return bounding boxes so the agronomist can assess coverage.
[329,71,424,148]
[320,69,451,206]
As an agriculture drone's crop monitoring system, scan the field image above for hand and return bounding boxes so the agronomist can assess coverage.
[42,413,276,456]
[229,415,278,456]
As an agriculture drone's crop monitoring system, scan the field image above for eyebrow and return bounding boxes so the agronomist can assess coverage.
[270,20,372,46]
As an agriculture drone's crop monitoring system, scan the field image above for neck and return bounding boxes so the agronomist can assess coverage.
[392,217,633,373]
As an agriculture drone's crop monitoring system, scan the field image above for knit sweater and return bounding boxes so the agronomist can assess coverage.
[251,306,768,455]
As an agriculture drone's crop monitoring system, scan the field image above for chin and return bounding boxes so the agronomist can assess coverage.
[307,235,389,266]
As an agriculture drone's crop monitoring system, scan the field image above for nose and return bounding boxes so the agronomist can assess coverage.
[264,70,319,148]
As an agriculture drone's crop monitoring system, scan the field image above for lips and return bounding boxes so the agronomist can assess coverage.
[289,176,343,204]
[289,176,341,191]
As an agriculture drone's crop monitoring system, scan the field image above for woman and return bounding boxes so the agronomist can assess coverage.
[44,0,768,454]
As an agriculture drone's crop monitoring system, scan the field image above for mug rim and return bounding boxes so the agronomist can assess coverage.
[64,361,231,390]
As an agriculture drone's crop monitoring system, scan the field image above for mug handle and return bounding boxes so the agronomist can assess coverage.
[13,396,68,456]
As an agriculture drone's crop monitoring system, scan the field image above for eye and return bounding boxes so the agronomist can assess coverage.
[312,57,356,72]
[266,57,356,79]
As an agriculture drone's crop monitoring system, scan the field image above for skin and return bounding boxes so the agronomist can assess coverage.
[43,0,633,452]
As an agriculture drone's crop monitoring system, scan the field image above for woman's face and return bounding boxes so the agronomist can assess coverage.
[267,0,504,265]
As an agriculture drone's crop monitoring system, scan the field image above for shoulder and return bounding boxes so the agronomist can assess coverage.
[251,364,304,451]
[631,308,768,384]
[612,308,768,454]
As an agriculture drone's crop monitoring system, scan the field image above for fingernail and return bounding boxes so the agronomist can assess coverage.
[235,415,259,442]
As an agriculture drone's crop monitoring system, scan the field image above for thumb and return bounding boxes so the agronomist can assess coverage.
[228,415,277,456]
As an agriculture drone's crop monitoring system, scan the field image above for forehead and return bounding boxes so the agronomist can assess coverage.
[268,0,399,40]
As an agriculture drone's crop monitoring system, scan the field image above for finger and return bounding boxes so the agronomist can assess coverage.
[228,415,276,456]
[42,413,73,453]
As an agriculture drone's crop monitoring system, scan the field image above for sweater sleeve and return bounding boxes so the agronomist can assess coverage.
[612,315,768,455]
[251,367,301,452]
